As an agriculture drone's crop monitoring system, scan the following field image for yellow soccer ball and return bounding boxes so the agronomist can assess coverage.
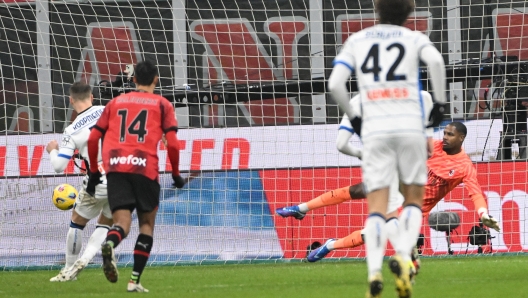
[52,184,78,211]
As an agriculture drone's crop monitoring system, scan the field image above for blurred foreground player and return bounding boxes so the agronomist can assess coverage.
[87,60,185,292]
[326,0,447,295]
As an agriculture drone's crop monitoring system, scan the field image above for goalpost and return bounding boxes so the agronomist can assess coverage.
[1,0,528,269]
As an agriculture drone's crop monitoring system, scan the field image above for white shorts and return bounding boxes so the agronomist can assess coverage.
[82,176,108,200]
[362,134,427,193]
[74,189,112,220]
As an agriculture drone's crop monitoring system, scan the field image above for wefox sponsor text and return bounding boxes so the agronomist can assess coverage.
[109,155,147,167]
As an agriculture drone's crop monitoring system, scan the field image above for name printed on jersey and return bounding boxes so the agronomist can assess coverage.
[365,30,402,39]
[71,109,103,132]
[116,96,158,105]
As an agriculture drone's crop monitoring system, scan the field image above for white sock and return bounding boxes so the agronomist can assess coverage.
[396,205,422,262]
[325,239,336,250]
[298,203,309,213]
[65,226,83,268]
[364,214,387,279]
[79,225,110,262]
[385,218,400,249]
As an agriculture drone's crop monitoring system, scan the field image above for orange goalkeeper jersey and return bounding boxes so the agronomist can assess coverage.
[422,140,487,215]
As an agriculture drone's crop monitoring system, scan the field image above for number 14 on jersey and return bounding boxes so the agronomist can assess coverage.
[117,109,148,143]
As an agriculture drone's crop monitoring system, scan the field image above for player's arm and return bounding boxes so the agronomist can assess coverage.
[328,64,354,118]
[463,164,500,232]
[426,137,434,158]
[419,42,447,128]
[328,41,355,119]
[336,95,362,159]
[421,91,435,157]
[86,126,104,196]
[161,99,185,188]
[336,123,361,158]
[87,128,103,173]
[86,104,110,195]
[419,46,446,104]
[87,103,110,171]
[47,133,76,173]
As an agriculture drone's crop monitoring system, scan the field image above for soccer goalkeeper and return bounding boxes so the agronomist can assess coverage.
[277,121,500,261]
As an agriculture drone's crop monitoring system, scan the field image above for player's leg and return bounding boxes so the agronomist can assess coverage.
[398,184,424,253]
[362,137,396,298]
[364,188,389,298]
[80,213,112,264]
[308,173,402,262]
[67,211,90,265]
[307,229,364,262]
[102,208,131,283]
[276,183,364,219]
[65,215,112,281]
[101,173,135,283]
[88,183,113,259]
[308,209,399,259]
[50,191,92,282]
[62,192,113,281]
[384,214,420,284]
[390,184,423,296]
[385,175,404,249]
[127,210,156,293]
[390,135,427,298]
[126,173,160,293]
[394,136,426,261]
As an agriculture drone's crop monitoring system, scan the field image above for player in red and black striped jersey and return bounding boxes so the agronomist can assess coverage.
[87,60,185,292]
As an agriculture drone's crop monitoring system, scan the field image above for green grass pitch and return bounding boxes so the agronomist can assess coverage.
[1,255,527,298]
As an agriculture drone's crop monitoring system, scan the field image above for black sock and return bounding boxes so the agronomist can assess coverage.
[105,226,126,248]
[131,234,153,283]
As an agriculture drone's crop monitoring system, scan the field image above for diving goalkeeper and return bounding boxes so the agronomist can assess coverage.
[277,118,500,261]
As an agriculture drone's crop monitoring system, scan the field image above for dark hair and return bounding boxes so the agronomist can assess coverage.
[69,81,92,101]
[448,122,467,136]
[375,0,414,26]
[134,60,158,86]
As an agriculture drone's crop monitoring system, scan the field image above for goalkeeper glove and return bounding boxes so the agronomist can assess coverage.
[427,102,446,128]
[86,171,102,196]
[172,174,186,189]
[481,213,500,232]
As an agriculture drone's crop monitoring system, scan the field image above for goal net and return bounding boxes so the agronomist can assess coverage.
[1,0,527,269]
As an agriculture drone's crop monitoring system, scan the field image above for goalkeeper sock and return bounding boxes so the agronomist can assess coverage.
[396,205,422,262]
[80,225,110,262]
[131,234,153,283]
[334,230,364,249]
[304,186,352,211]
[105,225,126,248]
[364,213,387,279]
[385,217,400,249]
[66,222,85,268]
